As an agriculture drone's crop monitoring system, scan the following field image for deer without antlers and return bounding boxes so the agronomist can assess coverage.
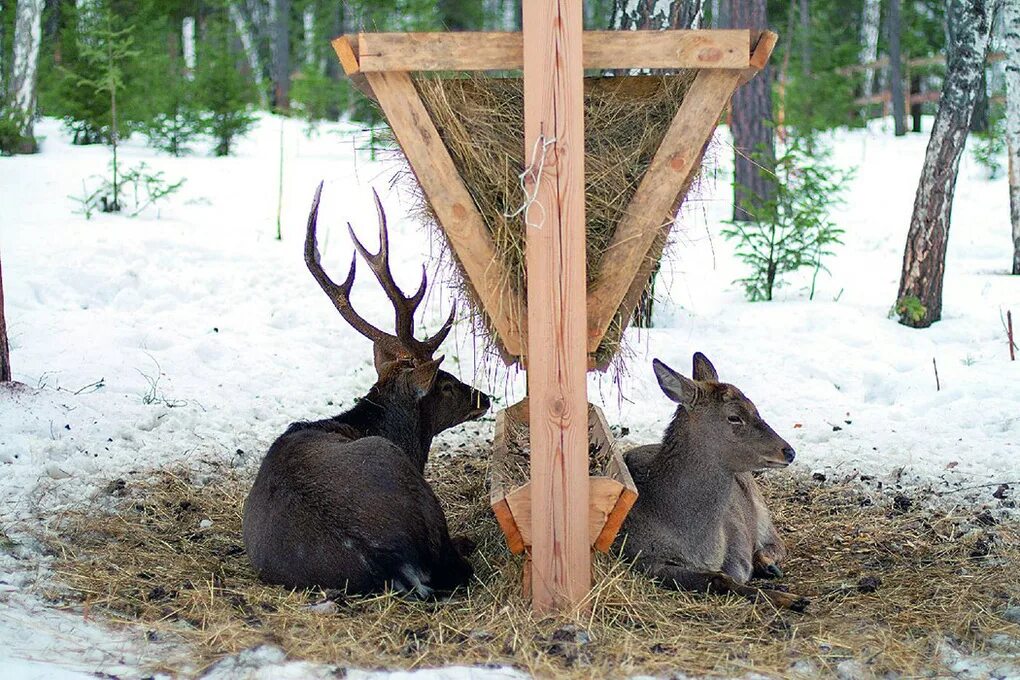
[243,184,490,595]
[616,353,808,611]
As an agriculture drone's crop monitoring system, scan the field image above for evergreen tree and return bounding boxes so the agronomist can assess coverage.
[194,18,256,157]
[72,1,138,211]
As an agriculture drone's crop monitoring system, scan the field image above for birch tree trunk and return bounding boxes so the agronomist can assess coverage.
[229,3,269,108]
[1003,0,1020,275]
[302,6,314,66]
[896,0,999,327]
[182,16,195,79]
[9,0,43,153]
[860,0,882,100]
[888,0,907,135]
[730,0,776,222]
[0,248,11,382]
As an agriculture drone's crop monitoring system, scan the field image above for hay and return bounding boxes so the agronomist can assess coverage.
[494,406,614,489]
[33,450,1020,678]
[400,74,700,363]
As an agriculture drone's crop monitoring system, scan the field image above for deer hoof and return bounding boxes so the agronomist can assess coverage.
[786,594,810,613]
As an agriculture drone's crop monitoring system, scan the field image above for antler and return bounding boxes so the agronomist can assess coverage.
[304,182,455,365]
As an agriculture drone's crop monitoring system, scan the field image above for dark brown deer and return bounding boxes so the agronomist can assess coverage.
[616,353,808,611]
[242,184,490,596]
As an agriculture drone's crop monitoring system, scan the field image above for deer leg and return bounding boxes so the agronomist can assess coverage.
[640,557,808,612]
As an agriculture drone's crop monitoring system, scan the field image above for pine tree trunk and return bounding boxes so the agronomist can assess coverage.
[860,0,882,101]
[0,4,6,101]
[730,0,776,222]
[272,0,290,110]
[888,0,907,135]
[896,0,998,327]
[799,0,810,75]
[1003,0,1020,275]
[910,73,923,131]
[10,0,43,153]
[670,0,704,29]
[713,0,730,27]
[0,248,11,382]
[970,68,989,132]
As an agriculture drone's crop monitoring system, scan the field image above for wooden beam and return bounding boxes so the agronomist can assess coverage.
[589,407,638,551]
[363,70,526,356]
[738,30,779,86]
[490,409,527,554]
[505,477,626,547]
[353,30,752,72]
[330,36,375,101]
[586,68,742,352]
[523,0,590,613]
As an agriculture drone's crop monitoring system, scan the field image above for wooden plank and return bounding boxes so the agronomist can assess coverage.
[330,36,376,101]
[354,30,751,72]
[504,477,625,548]
[490,409,527,554]
[737,30,779,86]
[523,0,590,613]
[586,68,742,352]
[589,406,638,551]
[364,70,526,357]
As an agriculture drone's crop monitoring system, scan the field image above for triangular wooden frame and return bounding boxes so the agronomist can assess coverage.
[331,30,777,367]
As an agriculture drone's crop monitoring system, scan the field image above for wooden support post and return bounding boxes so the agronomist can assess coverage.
[523,0,590,612]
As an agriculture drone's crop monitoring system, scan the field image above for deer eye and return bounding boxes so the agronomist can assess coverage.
[727,415,744,425]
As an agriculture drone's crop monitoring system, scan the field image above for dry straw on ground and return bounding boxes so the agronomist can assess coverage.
[398,74,700,363]
[35,450,1020,678]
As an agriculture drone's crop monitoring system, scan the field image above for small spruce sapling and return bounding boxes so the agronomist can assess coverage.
[140,49,202,156]
[722,135,852,301]
[72,4,138,212]
[970,120,1006,180]
[194,20,257,157]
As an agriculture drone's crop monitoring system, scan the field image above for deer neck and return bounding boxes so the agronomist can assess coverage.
[335,394,432,472]
[646,410,736,535]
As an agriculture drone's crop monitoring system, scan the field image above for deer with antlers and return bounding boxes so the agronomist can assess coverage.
[242,183,490,596]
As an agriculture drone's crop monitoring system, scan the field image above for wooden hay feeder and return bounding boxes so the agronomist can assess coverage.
[331,24,776,608]
[490,399,637,597]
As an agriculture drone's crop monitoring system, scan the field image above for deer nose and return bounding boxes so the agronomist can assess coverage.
[783,447,796,464]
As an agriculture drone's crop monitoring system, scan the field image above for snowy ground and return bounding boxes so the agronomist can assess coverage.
[0,113,1018,678]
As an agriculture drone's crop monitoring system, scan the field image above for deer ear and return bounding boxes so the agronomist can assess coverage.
[692,352,719,382]
[409,357,443,396]
[653,358,699,407]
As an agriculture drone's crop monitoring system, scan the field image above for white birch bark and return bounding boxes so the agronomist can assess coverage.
[897,0,1000,324]
[11,0,43,141]
[860,0,882,99]
[302,6,314,66]
[229,3,269,107]
[182,17,196,79]
[1002,0,1020,274]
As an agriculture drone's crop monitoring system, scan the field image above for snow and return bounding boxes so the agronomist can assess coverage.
[1,113,1018,677]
